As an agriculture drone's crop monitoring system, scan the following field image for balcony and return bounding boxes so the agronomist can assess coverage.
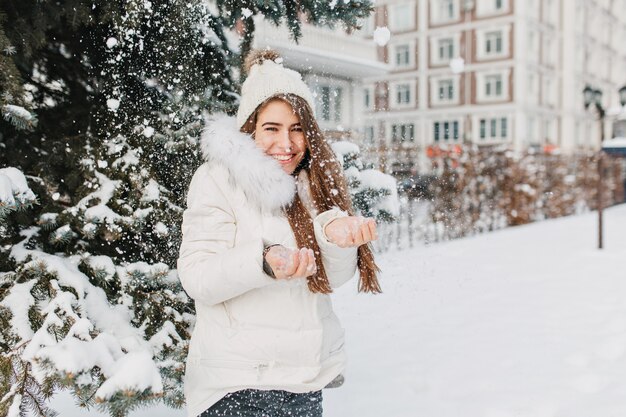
[253,17,389,79]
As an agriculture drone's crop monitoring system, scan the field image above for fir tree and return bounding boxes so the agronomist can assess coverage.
[330,140,399,222]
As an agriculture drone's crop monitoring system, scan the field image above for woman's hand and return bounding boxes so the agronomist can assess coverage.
[264,246,317,280]
[324,216,378,248]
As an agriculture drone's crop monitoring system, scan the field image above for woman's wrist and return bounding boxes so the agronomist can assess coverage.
[262,244,281,279]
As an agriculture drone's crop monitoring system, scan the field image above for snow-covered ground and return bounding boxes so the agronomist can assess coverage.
[50,204,626,416]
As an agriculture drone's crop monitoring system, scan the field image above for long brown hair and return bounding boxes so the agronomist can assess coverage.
[241,93,381,294]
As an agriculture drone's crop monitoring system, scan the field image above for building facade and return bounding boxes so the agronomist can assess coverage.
[358,0,626,175]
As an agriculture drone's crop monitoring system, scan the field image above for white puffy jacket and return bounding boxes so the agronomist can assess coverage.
[177,115,358,417]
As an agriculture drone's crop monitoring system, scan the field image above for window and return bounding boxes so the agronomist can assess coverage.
[391,3,414,31]
[485,31,503,54]
[431,0,458,24]
[317,85,343,122]
[395,44,410,67]
[479,117,508,140]
[543,38,554,66]
[485,75,503,97]
[438,79,454,101]
[396,84,411,105]
[440,0,455,20]
[476,0,508,16]
[528,30,535,54]
[364,126,375,144]
[477,70,510,101]
[333,88,342,121]
[527,117,536,144]
[364,88,371,108]
[392,123,415,142]
[438,38,454,61]
[434,120,460,141]
[321,87,330,121]
[476,26,510,59]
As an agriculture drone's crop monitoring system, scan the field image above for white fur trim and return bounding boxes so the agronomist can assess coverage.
[199,113,296,214]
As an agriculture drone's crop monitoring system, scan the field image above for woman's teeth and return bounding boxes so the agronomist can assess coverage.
[273,154,294,162]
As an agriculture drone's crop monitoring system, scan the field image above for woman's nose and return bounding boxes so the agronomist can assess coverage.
[277,129,291,149]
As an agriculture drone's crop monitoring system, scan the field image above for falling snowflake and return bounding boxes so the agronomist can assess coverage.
[373,27,391,47]
[3,45,16,55]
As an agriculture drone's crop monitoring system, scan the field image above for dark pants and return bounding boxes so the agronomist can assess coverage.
[200,389,323,417]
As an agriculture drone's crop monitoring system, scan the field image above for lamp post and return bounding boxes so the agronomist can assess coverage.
[619,86,626,108]
[583,85,606,249]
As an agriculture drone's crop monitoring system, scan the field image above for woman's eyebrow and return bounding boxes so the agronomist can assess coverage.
[261,122,281,127]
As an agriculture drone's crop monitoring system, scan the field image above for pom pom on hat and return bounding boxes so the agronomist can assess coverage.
[236,48,316,129]
[243,49,282,75]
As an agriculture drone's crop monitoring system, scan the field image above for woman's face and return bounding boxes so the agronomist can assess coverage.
[254,99,307,175]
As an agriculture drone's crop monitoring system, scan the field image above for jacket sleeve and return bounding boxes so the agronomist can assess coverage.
[177,164,275,306]
[312,207,358,289]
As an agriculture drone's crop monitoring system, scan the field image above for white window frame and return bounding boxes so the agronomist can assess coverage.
[364,125,376,145]
[475,0,510,17]
[476,69,510,102]
[389,2,416,32]
[392,41,416,69]
[542,36,556,67]
[390,80,416,109]
[476,25,511,60]
[396,84,411,105]
[542,76,556,106]
[391,123,416,143]
[485,31,503,55]
[363,86,374,110]
[429,0,460,25]
[313,84,344,124]
[430,75,461,105]
[430,33,461,65]
[476,116,510,141]
[432,119,462,142]
[484,74,503,97]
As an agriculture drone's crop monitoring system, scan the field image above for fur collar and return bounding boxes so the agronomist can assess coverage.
[199,113,297,214]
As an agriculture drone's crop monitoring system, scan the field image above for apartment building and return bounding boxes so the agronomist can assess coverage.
[357,0,626,175]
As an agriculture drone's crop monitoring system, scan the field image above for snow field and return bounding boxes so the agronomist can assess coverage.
[325,204,626,417]
[49,205,626,416]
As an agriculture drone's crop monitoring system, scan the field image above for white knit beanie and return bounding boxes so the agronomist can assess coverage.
[236,49,317,129]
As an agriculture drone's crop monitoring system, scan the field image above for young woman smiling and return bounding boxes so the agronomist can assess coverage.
[177,49,381,417]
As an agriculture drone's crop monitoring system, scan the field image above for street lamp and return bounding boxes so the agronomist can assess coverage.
[583,84,606,249]
[583,85,594,107]
[619,85,626,107]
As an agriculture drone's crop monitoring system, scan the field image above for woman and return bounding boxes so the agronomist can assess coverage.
[177,49,381,417]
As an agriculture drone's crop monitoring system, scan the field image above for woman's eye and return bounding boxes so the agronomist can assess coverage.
[265,127,278,132]
[291,127,303,132]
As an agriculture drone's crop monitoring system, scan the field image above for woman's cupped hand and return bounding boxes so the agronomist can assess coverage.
[265,246,317,280]
[324,216,378,248]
